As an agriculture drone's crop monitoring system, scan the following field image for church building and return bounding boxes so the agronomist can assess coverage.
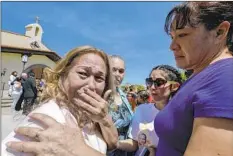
[1,18,61,90]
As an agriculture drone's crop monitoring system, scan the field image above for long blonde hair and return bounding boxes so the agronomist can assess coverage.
[40,45,115,127]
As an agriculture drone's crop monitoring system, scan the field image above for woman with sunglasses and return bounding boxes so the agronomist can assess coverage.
[117,65,182,156]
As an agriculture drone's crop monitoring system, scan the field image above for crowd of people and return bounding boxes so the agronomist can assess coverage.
[121,69,192,113]
[8,71,45,119]
[2,2,233,156]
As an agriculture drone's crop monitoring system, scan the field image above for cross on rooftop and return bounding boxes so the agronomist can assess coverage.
[35,16,40,24]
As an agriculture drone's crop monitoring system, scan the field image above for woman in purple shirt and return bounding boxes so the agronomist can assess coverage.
[5,2,233,156]
[154,2,233,156]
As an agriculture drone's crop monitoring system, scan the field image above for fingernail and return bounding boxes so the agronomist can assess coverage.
[6,142,11,147]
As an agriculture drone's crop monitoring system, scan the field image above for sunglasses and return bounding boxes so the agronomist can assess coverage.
[145,78,167,88]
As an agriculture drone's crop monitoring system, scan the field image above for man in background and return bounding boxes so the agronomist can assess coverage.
[14,73,28,112]
[22,72,37,115]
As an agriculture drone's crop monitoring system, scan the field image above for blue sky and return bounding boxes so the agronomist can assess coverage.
[2,1,181,85]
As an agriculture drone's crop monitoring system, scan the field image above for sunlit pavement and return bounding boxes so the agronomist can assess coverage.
[1,107,27,139]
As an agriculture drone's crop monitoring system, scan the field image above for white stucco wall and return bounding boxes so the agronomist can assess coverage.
[1,52,56,90]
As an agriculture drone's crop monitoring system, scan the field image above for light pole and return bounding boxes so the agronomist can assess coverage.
[1,68,7,76]
[1,68,7,98]
[22,54,28,72]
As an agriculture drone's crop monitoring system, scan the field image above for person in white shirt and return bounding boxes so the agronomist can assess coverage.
[11,77,23,119]
[2,45,118,156]
[8,71,18,97]
[117,65,183,156]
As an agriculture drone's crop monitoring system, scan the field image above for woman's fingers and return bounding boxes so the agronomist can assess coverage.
[74,99,101,116]
[6,141,72,156]
[6,141,42,154]
[29,113,59,128]
[82,88,103,102]
[14,127,43,141]
[77,92,99,107]
[76,89,110,111]
[84,88,112,103]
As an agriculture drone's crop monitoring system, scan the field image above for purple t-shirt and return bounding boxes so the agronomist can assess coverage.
[154,58,233,156]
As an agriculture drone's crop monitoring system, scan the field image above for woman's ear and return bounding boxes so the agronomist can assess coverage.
[214,21,231,44]
[170,82,180,92]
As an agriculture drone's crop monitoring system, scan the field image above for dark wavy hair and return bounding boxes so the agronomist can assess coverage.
[165,2,233,52]
[137,90,150,104]
[149,65,182,98]
[11,71,17,75]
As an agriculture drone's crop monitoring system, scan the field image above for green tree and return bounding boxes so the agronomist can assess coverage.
[135,85,145,92]
[180,71,187,82]
[120,84,145,93]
